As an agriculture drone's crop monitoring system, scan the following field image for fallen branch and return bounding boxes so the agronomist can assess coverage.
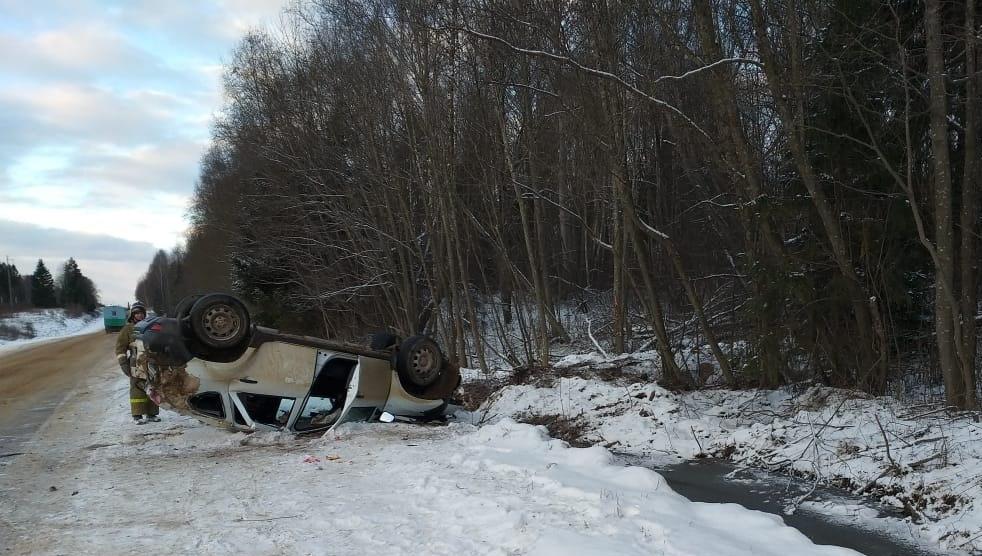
[874,414,898,470]
[908,452,944,469]
[858,466,896,494]
[234,515,301,522]
[585,317,609,359]
[901,406,954,420]
[785,471,821,515]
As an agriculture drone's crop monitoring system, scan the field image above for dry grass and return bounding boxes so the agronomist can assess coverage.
[508,362,649,389]
[456,377,509,411]
[516,412,591,448]
[0,322,34,341]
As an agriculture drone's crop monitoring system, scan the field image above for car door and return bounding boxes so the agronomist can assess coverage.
[291,353,359,433]
[226,341,317,431]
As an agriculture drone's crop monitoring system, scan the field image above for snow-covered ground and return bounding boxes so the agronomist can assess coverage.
[474,351,982,554]
[1,353,862,555]
[0,308,101,351]
[3,323,975,554]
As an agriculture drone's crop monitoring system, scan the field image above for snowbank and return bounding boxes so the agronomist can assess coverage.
[65,407,857,554]
[480,365,981,554]
[0,308,101,351]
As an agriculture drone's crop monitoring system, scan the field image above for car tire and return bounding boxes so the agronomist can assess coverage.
[174,293,204,320]
[395,335,445,390]
[369,332,400,350]
[186,337,250,363]
[188,293,251,350]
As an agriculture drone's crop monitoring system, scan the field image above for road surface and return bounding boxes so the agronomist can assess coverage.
[0,333,116,457]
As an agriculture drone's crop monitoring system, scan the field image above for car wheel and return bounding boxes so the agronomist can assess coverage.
[396,335,445,389]
[369,331,400,350]
[188,293,251,349]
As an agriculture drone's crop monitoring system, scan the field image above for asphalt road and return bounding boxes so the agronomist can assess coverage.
[0,333,116,457]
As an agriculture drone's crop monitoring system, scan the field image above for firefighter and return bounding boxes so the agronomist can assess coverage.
[114,301,160,424]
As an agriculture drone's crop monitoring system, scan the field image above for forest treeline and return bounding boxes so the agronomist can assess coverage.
[136,0,981,408]
[1,258,99,313]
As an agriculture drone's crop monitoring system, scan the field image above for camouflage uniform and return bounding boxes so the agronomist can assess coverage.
[130,350,200,412]
[115,319,159,419]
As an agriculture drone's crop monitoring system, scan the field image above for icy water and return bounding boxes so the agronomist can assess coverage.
[620,456,944,556]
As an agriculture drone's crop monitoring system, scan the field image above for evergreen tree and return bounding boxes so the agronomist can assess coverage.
[0,261,21,307]
[59,258,82,306]
[31,259,57,308]
[59,257,98,311]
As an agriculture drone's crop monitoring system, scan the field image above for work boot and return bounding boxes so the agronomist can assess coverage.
[133,415,146,425]
[146,415,161,422]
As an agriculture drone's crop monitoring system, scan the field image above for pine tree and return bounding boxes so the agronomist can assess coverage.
[59,258,82,307]
[31,259,57,308]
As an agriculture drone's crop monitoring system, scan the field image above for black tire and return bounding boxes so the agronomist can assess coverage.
[174,294,204,320]
[186,337,250,363]
[188,293,251,349]
[173,294,204,335]
[369,332,400,350]
[395,335,445,389]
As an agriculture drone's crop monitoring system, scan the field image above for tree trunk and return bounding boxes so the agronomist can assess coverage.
[612,195,626,355]
[925,0,964,408]
[959,0,979,409]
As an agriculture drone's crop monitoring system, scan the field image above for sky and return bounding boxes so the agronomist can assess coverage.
[0,0,291,304]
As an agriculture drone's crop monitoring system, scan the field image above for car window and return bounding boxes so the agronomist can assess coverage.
[188,391,225,419]
[294,358,356,431]
[294,395,339,431]
[236,393,295,428]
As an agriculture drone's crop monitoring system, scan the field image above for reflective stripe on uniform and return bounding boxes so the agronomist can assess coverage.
[130,398,149,403]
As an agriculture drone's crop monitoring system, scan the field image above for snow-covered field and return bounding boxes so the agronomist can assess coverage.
[0,308,101,351]
[475,351,982,554]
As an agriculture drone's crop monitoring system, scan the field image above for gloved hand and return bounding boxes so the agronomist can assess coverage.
[117,353,131,377]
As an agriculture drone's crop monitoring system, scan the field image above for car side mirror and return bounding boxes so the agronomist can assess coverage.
[379,412,395,423]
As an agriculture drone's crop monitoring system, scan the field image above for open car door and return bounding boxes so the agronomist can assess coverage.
[226,343,316,431]
[290,354,360,433]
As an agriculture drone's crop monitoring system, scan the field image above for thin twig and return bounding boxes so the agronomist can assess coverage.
[690,426,705,455]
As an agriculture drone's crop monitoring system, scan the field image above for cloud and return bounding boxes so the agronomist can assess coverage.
[0,219,160,303]
[59,140,207,199]
[0,219,157,262]
[0,23,182,85]
[0,83,192,145]
[0,195,190,250]
[0,0,291,291]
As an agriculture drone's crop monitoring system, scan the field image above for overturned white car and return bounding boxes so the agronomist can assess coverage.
[130,293,460,433]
